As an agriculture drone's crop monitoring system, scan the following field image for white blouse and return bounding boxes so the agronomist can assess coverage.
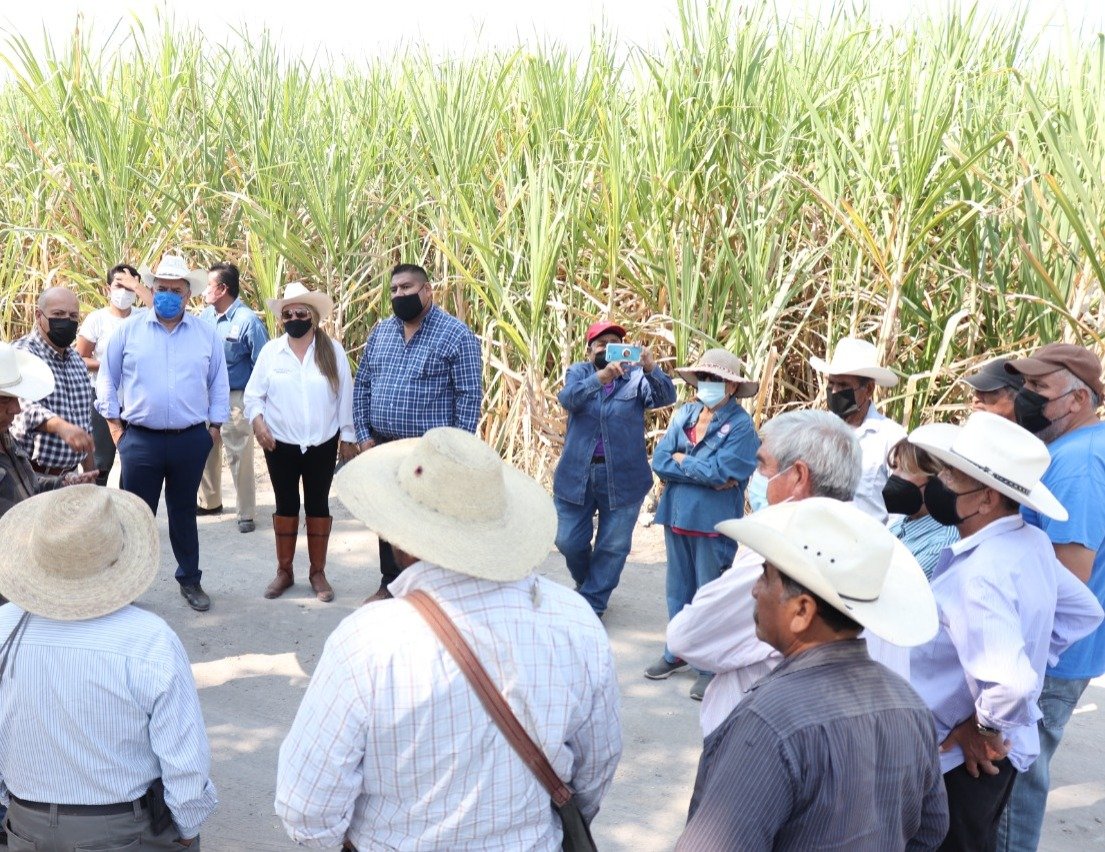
[243,334,355,452]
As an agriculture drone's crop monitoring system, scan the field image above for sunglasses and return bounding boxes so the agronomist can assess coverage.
[281,310,312,321]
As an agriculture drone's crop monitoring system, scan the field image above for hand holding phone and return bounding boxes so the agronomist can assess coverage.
[605,343,641,364]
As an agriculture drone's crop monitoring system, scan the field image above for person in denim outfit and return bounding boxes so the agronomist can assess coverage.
[552,321,676,618]
[645,349,760,700]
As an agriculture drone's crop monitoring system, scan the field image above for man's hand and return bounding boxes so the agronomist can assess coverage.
[357,438,376,453]
[672,452,686,464]
[107,419,125,446]
[52,420,94,454]
[339,441,359,462]
[940,717,1010,778]
[208,425,221,444]
[640,347,656,373]
[252,416,276,452]
[595,362,625,385]
[61,469,100,486]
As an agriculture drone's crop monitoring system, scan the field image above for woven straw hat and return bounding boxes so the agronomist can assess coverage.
[265,281,334,321]
[0,342,54,401]
[0,485,159,621]
[138,254,208,296]
[809,337,899,387]
[335,427,556,581]
[675,348,759,398]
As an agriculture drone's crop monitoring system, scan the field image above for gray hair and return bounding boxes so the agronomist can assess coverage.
[760,410,862,501]
[1062,370,1101,409]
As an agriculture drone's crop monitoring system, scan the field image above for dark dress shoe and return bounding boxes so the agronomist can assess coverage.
[180,584,211,612]
[195,504,223,516]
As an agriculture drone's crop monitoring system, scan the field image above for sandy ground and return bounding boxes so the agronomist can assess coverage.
[125,464,1105,851]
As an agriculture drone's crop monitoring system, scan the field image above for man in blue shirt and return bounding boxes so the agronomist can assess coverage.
[998,343,1105,851]
[99,254,230,613]
[353,263,483,600]
[196,262,269,533]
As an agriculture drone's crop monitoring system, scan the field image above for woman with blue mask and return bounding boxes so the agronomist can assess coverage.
[645,348,760,701]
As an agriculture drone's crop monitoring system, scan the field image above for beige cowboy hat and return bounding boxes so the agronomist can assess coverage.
[809,337,899,387]
[675,348,760,398]
[0,485,159,621]
[908,410,1067,521]
[0,342,54,401]
[265,281,334,321]
[138,254,208,296]
[335,427,556,581]
[716,497,938,647]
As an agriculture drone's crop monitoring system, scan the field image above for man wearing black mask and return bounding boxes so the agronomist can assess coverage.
[10,287,96,479]
[352,263,483,601]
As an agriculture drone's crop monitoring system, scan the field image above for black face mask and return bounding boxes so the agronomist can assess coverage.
[284,319,312,339]
[923,476,984,527]
[593,352,609,371]
[391,292,424,322]
[827,387,858,419]
[45,317,79,348]
[882,474,925,517]
[1014,388,1072,434]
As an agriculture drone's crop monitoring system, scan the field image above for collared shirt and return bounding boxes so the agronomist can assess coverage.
[97,310,230,429]
[199,299,269,390]
[352,305,483,442]
[910,515,1103,773]
[0,604,218,839]
[10,331,94,471]
[853,406,907,524]
[77,307,145,384]
[0,432,62,518]
[276,562,621,850]
[890,513,960,579]
[243,334,355,452]
[679,639,948,851]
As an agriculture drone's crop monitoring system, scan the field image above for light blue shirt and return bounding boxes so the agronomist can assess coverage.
[0,604,218,838]
[199,299,269,391]
[889,513,960,579]
[97,309,230,429]
[910,515,1103,773]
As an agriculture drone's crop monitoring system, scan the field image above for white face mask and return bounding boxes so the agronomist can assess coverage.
[746,464,794,513]
[109,288,136,310]
[696,380,728,409]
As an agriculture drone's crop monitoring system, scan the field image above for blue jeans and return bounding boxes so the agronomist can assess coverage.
[662,528,737,672]
[996,674,1091,852]
[554,465,642,615]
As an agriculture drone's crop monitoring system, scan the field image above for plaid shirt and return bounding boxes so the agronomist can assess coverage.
[10,331,94,471]
[352,305,483,442]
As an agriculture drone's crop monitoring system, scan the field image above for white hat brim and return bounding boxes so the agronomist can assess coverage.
[908,423,1068,521]
[0,351,56,402]
[266,291,334,321]
[0,489,159,620]
[809,355,899,388]
[715,515,939,647]
[335,439,556,581]
[139,266,207,296]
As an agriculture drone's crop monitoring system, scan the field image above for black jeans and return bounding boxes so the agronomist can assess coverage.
[262,433,339,517]
[940,757,1017,851]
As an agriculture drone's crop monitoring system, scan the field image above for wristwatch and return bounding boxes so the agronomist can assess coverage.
[976,722,1001,738]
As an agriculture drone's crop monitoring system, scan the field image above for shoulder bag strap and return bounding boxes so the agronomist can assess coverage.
[406,589,573,807]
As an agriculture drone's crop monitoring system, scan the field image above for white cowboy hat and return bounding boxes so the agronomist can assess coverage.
[335,427,556,582]
[138,254,208,295]
[675,348,760,398]
[908,410,1067,521]
[0,485,159,621]
[809,337,898,387]
[265,281,334,321]
[0,342,54,401]
[715,497,938,647]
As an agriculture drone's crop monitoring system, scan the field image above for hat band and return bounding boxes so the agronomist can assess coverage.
[838,590,880,603]
[0,376,20,389]
[952,450,1031,496]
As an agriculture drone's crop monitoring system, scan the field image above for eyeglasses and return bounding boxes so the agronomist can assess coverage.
[281,310,311,321]
[694,372,717,382]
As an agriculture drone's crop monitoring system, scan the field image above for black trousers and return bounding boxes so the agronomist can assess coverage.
[262,433,339,517]
[939,757,1017,852]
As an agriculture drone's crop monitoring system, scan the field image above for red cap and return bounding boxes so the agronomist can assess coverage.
[585,321,626,344]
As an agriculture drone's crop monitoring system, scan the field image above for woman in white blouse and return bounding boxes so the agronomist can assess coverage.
[244,282,357,602]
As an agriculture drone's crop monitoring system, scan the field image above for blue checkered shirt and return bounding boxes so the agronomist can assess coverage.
[9,331,93,471]
[353,305,483,442]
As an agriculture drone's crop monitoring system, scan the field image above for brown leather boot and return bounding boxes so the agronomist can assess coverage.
[306,515,334,602]
[265,514,298,599]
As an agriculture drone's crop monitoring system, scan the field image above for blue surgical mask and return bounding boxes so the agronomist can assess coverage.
[747,464,794,514]
[153,290,184,319]
[696,380,728,409]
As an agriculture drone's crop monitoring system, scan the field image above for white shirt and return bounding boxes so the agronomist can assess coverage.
[275,561,622,850]
[243,334,355,451]
[854,407,907,524]
[77,307,141,383]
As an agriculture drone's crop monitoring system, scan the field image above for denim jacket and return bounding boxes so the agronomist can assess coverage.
[553,362,677,509]
[652,399,759,533]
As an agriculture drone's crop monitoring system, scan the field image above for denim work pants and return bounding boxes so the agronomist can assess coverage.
[996,674,1091,852]
[662,528,737,671]
[554,463,643,616]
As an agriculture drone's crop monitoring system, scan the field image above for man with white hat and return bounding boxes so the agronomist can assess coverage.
[98,254,230,612]
[809,336,906,523]
[0,486,217,849]
[276,427,620,849]
[907,411,1103,851]
[676,498,947,850]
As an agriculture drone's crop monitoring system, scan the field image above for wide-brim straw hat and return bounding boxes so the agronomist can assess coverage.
[138,254,208,295]
[809,337,899,387]
[0,342,54,401]
[335,427,556,581]
[675,348,759,398]
[265,281,333,321]
[715,497,938,647]
[0,485,159,621]
[908,410,1067,521]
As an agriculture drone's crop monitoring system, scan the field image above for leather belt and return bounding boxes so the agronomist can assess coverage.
[30,462,70,476]
[10,793,148,816]
[128,423,205,435]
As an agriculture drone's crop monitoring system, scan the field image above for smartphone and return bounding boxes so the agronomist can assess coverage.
[605,343,641,363]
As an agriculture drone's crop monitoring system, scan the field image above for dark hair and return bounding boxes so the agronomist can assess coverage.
[106,264,139,285]
[209,262,240,298]
[390,263,429,283]
[780,574,863,634]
